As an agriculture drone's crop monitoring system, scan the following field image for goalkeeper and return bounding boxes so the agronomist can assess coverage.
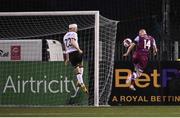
[63,24,88,94]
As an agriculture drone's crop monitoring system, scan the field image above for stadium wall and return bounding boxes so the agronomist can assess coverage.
[0,40,42,61]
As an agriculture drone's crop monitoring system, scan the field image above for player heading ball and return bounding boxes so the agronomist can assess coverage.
[63,24,88,94]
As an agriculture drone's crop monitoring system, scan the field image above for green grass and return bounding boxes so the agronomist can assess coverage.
[0,106,180,117]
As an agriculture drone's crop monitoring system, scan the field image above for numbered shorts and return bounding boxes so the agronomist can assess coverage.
[69,51,83,68]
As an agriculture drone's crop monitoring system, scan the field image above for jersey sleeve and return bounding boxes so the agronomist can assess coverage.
[71,32,78,40]
[134,36,139,44]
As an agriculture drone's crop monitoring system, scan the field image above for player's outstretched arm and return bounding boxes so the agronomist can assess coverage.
[123,43,136,56]
[153,45,158,56]
[63,48,69,65]
[64,53,69,65]
[152,38,157,56]
[62,43,69,65]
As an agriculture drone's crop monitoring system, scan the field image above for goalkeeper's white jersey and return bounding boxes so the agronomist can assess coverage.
[63,31,78,54]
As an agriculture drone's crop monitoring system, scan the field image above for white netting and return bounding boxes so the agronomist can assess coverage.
[0,12,118,106]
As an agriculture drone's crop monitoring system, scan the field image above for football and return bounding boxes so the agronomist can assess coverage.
[123,38,132,47]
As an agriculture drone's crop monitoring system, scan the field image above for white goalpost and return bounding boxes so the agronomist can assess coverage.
[94,11,100,106]
[0,11,118,106]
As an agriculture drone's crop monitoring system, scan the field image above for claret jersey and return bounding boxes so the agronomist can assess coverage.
[134,35,156,55]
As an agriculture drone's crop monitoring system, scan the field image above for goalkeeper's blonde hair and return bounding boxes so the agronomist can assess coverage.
[69,24,77,29]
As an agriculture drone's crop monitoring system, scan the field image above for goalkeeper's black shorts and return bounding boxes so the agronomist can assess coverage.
[69,51,83,68]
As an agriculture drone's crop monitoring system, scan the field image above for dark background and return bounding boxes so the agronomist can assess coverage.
[0,0,179,61]
[0,0,179,106]
[110,61,180,105]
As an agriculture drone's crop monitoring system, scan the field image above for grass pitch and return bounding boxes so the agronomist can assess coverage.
[0,106,180,117]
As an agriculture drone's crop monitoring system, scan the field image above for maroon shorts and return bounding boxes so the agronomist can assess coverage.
[132,51,148,71]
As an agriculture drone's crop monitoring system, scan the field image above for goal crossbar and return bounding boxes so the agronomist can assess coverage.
[0,11,100,106]
[0,11,99,16]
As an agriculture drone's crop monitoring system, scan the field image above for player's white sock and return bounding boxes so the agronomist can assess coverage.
[79,67,84,84]
[76,73,84,84]
[129,85,136,91]
[131,72,137,80]
[80,67,84,76]
[126,73,132,84]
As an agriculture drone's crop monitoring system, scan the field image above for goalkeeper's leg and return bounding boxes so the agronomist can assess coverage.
[75,65,88,94]
[69,51,88,93]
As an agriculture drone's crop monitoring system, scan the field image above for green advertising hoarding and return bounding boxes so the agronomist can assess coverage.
[0,62,88,106]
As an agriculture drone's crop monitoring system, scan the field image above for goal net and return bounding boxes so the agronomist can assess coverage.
[0,11,118,106]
